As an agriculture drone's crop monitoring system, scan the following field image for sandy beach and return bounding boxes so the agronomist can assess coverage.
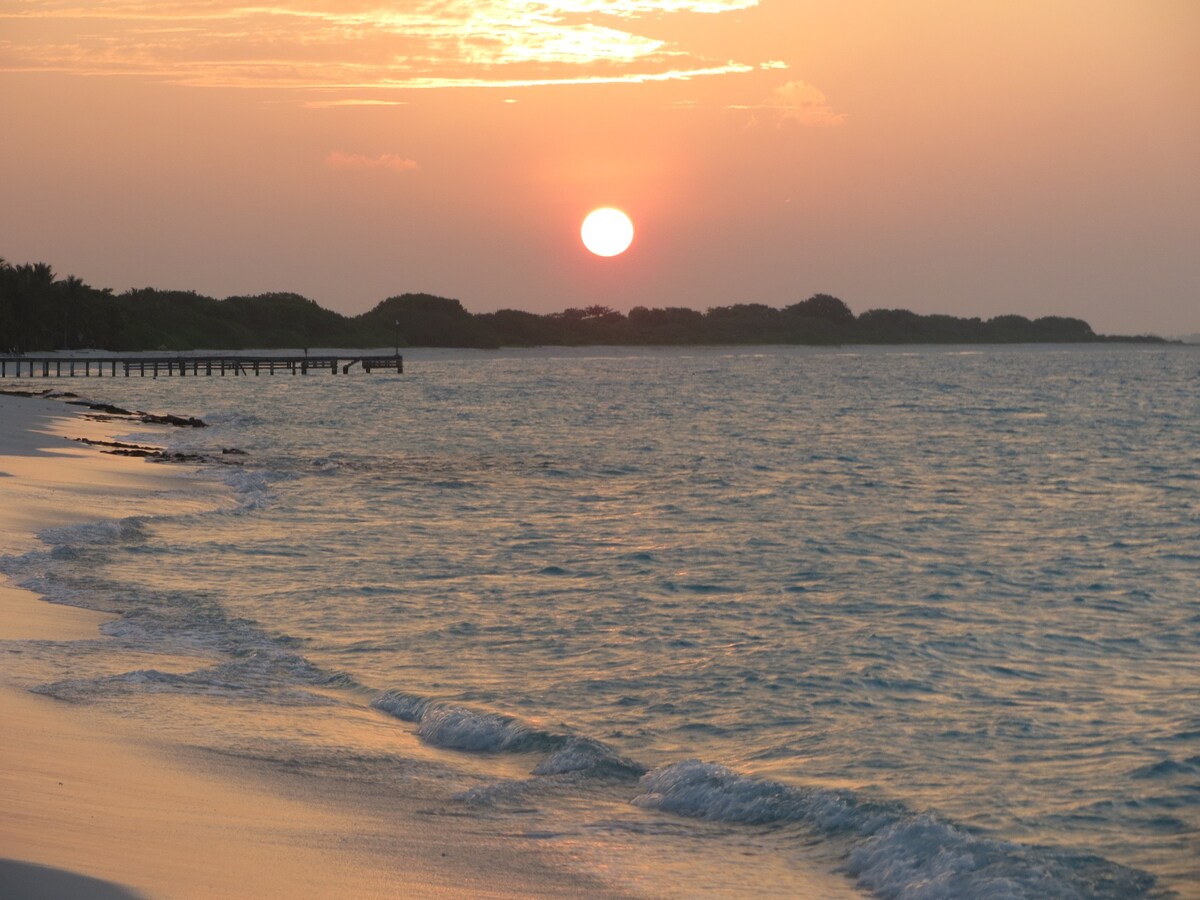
[0,392,620,900]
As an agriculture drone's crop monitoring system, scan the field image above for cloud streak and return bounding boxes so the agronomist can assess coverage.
[305,99,406,108]
[325,152,419,172]
[0,0,770,91]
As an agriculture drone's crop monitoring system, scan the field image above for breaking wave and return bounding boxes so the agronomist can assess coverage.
[372,689,645,779]
[632,761,1159,899]
[39,516,150,549]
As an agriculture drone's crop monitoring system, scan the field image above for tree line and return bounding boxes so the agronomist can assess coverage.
[0,257,1160,352]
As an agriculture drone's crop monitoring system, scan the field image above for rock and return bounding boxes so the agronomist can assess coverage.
[137,412,208,428]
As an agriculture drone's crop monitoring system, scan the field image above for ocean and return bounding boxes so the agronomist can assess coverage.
[3,343,1198,897]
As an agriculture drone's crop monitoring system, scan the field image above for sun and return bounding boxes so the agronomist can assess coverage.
[581,207,634,257]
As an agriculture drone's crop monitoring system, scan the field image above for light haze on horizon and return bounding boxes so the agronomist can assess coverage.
[2,1,1197,336]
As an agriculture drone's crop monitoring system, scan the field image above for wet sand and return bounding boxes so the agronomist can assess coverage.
[0,392,621,899]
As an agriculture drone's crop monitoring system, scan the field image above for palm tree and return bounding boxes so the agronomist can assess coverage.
[58,274,86,348]
[10,262,57,349]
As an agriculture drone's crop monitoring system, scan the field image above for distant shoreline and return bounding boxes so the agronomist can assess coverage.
[1,258,1170,353]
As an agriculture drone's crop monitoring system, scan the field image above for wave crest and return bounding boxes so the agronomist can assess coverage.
[372,689,644,778]
[40,516,149,548]
[632,761,1158,899]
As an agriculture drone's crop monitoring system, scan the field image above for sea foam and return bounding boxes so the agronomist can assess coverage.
[373,689,644,778]
[632,761,1157,899]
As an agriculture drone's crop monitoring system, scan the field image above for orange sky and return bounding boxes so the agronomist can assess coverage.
[2,1,1197,334]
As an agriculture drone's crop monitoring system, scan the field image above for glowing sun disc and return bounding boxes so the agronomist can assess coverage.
[581,207,634,257]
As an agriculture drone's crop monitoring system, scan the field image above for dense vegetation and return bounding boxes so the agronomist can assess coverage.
[0,257,1161,352]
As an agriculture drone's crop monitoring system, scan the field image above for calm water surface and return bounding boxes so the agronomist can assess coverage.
[5,344,1198,897]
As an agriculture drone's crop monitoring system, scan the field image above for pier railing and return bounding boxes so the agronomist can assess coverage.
[0,354,403,378]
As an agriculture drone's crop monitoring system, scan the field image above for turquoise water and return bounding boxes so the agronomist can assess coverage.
[4,344,1198,897]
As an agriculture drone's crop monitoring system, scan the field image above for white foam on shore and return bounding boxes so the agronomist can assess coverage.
[41,517,150,549]
[632,760,1157,899]
[373,689,645,778]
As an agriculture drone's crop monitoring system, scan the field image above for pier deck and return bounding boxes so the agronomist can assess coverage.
[0,354,403,378]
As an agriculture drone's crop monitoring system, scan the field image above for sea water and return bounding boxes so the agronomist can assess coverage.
[3,344,1197,897]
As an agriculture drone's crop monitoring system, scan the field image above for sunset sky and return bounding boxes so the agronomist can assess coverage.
[2,1,1197,335]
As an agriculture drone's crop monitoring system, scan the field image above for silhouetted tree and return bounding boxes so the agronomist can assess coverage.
[359,293,498,347]
[1032,316,1095,342]
[481,309,558,345]
[0,255,1154,351]
[627,306,706,343]
[858,308,925,342]
[703,304,784,343]
[785,294,855,323]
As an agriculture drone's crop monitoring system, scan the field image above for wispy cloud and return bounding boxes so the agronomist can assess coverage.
[305,99,406,109]
[326,152,419,172]
[0,0,770,92]
[733,80,846,128]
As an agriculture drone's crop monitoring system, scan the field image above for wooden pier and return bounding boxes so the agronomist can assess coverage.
[0,354,403,379]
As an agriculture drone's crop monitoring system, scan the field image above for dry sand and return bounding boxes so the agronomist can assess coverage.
[0,392,621,899]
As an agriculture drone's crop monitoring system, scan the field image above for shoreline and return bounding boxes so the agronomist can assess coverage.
[9,374,1174,899]
[0,392,625,899]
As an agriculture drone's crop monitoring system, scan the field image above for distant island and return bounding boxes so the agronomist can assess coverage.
[0,257,1165,352]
